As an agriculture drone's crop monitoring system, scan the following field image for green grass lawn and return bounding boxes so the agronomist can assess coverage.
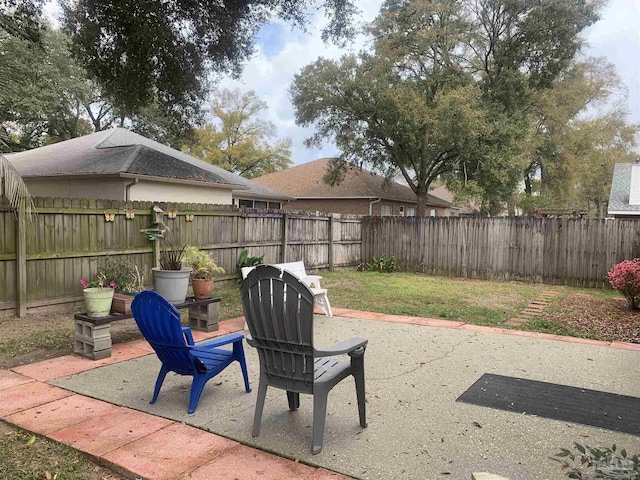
[0,273,627,366]
[320,271,548,325]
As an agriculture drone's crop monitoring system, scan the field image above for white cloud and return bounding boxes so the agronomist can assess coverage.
[217,0,384,164]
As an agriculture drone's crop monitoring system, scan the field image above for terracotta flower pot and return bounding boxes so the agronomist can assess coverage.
[192,278,214,299]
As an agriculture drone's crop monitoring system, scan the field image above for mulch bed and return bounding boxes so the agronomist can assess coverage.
[543,294,640,343]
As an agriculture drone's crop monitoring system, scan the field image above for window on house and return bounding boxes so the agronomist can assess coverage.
[238,199,271,210]
[406,207,415,217]
[430,209,436,217]
[380,204,392,216]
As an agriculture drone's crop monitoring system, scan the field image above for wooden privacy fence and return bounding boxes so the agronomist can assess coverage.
[362,216,640,287]
[0,197,362,316]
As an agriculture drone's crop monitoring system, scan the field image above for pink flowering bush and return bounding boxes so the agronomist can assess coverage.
[606,259,640,310]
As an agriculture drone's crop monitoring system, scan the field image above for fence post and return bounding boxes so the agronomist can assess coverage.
[16,200,27,317]
[328,214,334,271]
[280,212,288,263]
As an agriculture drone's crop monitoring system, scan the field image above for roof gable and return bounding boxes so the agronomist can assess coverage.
[6,128,291,200]
[254,158,452,207]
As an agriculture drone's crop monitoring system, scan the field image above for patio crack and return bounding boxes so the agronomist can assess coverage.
[366,334,477,381]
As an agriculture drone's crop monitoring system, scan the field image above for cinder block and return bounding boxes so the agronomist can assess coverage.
[189,302,220,332]
[73,320,112,360]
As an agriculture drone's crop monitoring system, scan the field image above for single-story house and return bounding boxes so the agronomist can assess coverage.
[608,162,640,218]
[253,158,454,216]
[7,128,291,207]
[428,184,478,217]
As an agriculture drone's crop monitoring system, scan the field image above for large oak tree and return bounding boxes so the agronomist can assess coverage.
[291,0,599,216]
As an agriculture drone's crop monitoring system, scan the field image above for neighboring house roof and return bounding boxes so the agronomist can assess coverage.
[7,128,291,201]
[608,163,640,215]
[428,185,478,214]
[253,158,453,207]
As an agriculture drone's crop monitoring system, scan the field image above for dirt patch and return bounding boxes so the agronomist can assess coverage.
[541,294,640,343]
[0,421,125,479]
[0,303,146,369]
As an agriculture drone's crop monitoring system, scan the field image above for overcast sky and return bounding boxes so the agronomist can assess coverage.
[45,0,640,163]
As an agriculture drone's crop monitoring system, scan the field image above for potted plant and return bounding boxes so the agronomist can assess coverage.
[151,226,192,304]
[184,246,225,298]
[80,273,116,317]
[102,258,146,314]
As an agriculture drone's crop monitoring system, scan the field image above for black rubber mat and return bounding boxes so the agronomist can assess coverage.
[456,373,640,436]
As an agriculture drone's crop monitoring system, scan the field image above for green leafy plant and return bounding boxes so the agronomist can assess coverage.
[101,258,145,293]
[552,443,639,479]
[155,224,186,270]
[236,249,265,281]
[184,246,225,280]
[359,256,396,273]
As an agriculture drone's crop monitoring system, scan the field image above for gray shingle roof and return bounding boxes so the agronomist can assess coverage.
[7,128,291,201]
[254,158,453,207]
[608,163,640,214]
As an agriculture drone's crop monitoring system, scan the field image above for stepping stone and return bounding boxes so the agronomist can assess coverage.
[526,304,545,310]
[472,473,510,480]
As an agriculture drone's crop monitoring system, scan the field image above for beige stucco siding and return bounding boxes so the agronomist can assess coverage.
[23,177,234,204]
[128,180,232,204]
[24,177,127,200]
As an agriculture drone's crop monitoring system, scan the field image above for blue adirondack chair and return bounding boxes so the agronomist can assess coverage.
[131,291,251,414]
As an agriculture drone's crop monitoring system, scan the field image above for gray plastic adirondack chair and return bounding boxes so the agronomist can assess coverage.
[240,265,367,454]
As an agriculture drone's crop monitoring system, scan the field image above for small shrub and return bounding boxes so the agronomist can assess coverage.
[101,258,145,293]
[183,246,225,280]
[236,249,265,282]
[359,256,396,273]
[552,442,639,479]
[606,259,640,310]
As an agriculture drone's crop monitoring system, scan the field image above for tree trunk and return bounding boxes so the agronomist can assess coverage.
[416,191,428,217]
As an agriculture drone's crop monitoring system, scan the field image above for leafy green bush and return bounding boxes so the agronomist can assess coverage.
[101,258,145,293]
[236,249,265,281]
[358,256,396,273]
[183,246,225,280]
[552,443,639,479]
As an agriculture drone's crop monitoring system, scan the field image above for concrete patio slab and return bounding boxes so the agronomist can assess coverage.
[0,381,72,417]
[4,394,117,435]
[103,422,238,480]
[0,369,34,390]
[183,444,317,480]
[51,315,640,480]
[48,407,173,456]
